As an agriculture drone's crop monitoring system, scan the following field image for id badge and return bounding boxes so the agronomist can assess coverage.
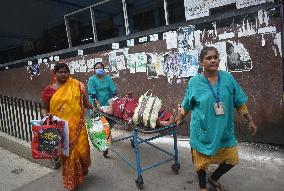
[213,102,224,115]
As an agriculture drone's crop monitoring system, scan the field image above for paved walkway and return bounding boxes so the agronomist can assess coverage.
[1,129,284,191]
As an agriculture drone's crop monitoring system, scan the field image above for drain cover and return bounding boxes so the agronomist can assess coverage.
[11,168,24,174]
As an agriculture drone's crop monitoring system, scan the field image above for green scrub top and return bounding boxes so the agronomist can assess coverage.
[88,75,117,106]
[182,71,248,155]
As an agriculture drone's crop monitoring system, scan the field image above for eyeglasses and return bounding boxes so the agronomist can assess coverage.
[204,55,219,61]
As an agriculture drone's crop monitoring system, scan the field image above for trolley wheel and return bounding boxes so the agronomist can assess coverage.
[135,176,144,190]
[171,163,180,174]
[103,148,108,158]
[130,140,135,148]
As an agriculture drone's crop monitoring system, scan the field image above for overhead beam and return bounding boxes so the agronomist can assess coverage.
[44,0,85,8]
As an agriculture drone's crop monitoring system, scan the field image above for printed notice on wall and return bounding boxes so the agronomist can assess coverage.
[87,59,95,72]
[163,31,178,49]
[236,0,266,9]
[54,56,60,61]
[149,34,159,42]
[78,49,83,56]
[126,54,136,73]
[95,58,103,63]
[49,56,54,62]
[38,58,42,64]
[112,43,119,50]
[184,0,209,21]
[135,53,147,73]
[127,39,134,46]
[139,36,147,43]
[79,59,86,72]
[116,55,126,70]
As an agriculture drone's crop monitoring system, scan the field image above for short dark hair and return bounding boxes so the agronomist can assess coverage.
[94,62,104,69]
[53,62,70,73]
[199,46,219,61]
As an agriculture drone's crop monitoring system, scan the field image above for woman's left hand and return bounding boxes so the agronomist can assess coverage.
[248,121,257,136]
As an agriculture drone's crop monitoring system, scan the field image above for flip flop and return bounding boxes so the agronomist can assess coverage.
[208,176,224,191]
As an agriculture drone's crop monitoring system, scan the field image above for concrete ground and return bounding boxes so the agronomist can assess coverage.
[1,129,284,191]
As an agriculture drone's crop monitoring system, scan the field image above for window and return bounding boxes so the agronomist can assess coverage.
[126,0,166,33]
[93,0,125,41]
[167,0,185,24]
[67,10,93,46]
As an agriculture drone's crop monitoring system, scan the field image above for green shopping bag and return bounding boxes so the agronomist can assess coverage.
[86,116,109,152]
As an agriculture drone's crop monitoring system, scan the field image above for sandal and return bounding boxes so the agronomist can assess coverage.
[208,176,224,191]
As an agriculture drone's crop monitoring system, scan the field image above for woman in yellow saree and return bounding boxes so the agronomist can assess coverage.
[41,62,93,191]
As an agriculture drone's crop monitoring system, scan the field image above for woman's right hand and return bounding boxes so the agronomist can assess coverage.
[175,104,185,125]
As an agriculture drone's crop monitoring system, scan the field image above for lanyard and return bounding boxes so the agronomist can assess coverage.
[205,72,220,103]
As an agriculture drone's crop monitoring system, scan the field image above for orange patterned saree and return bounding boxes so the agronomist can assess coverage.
[46,77,91,190]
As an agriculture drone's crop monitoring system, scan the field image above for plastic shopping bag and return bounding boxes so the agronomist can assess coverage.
[86,115,111,152]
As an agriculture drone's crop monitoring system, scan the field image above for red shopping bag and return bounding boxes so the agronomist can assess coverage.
[113,93,138,121]
[31,118,65,159]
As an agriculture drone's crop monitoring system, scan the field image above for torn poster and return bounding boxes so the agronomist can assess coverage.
[116,55,126,70]
[163,31,178,49]
[179,51,199,77]
[146,54,158,78]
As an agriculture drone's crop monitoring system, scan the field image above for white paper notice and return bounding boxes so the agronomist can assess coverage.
[49,56,54,62]
[139,36,147,43]
[38,58,42,64]
[126,54,136,73]
[87,59,95,72]
[73,60,80,73]
[149,34,159,41]
[54,56,60,61]
[50,64,55,70]
[116,55,126,70]
[236,0,266,9]
[79,60,86,72]
[112,43,119,50]
[78,49,83,56]
[163,31,178,49]
[135,53,147,73]
[95,58,103,63]
[68,61,76,74]
[184,0,209,20]
[127,39,134,46]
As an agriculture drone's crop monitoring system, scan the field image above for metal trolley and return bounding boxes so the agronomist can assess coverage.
[100,112,180,190]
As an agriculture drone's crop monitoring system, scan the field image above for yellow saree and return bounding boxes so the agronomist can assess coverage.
[50,77,91,190]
